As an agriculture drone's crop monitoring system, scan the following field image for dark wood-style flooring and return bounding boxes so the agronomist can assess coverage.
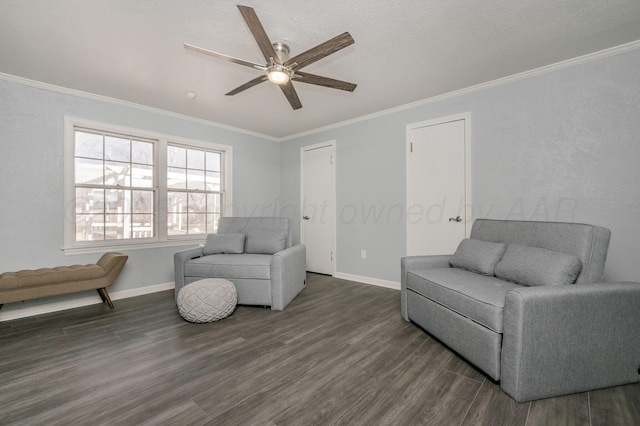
[0,273,638,425]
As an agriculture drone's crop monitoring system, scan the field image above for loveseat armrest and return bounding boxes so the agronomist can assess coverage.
[271,244,307,311]
[400,255,452,320]
[501,281,640,402]
[173,246,204,301]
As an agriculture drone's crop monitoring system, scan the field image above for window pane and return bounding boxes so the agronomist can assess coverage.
[75,132,103,159]
[206,151,221,171]
[188,192,206,213]
[132,214,153,238]
[104,136,130,162]
[76,188,104,214]
[132,191,153,214]
[104,161,131,186]
[106,189,130,214]
[205,171,221,191]
[75,158,103,185]
[188,213,206,234]
[76,214,105,241]
[186,169,205,190]
[132,164,153,188]
[167,167,186,189]
[168,146,186,167]
[132,140,153,165]
[105,214,128,239]
[187,148,205,170]
[207,213,220,233]
[207,193,220,213]
[167,191,187,215]
[167,213,187,236]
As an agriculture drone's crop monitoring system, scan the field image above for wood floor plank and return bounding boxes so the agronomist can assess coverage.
[590,383,640,425]
[462,379,530,426]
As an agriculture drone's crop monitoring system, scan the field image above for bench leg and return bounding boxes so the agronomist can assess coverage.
[96,288,115,309]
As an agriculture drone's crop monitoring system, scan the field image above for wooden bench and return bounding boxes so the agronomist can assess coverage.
[0,252,128,310]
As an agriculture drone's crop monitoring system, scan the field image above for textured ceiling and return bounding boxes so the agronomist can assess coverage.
[1,0,640,138]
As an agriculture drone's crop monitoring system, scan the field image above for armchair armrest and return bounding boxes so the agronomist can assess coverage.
[173,246,203,301]
[501,281,640,402]
[271,244,307,311]
[400,255,452,320]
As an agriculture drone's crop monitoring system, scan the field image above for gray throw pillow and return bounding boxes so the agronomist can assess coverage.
[450,238,507,275]
[246,230,288,255]
[495,244,582,286]
[202,233,245,255]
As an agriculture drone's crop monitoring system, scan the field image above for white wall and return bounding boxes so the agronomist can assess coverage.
[279,47,640,284]
[0,78,279,312]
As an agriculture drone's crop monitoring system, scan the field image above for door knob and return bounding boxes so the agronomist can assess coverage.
[448,216,463,222]
[303,216,310,220]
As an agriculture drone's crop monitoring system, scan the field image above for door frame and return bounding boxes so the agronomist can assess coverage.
[405,112,472,254]
[300,140,337,275]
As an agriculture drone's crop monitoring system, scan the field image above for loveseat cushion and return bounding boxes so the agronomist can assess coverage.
[450,238,507,275]
[203,233,246,255]
[185,254,273,280]
[407,268,522,333]
[246,231,288,255]
[495,244,582,287]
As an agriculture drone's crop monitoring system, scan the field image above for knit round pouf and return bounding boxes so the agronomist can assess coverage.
[177,278,237,323]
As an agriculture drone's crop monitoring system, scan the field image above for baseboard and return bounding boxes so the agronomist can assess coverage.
[333,272,400,290]
[0,282,175,322]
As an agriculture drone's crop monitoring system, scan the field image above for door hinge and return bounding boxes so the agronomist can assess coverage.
[410,142,413,153]
[330,251,334,261]
[330,155,333,165]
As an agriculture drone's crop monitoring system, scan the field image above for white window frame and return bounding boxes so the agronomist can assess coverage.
[63,116,233,254]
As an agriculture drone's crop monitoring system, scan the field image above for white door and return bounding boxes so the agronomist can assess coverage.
[301,142,335,274]
[406,114,470,255]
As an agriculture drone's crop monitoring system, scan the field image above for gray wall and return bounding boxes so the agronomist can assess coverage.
[279,48,640,283]
[0,79,279,299]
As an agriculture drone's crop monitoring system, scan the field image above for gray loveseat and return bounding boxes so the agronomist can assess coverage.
[401,219,640,402]
[175,217,306,311]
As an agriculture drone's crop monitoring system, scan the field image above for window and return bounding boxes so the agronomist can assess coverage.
[74,129,155,242]
[64,117,232,253]
[166,144,223,236]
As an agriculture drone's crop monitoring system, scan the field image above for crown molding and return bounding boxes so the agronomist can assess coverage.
[0,72,279,142]
[280,39,640,141]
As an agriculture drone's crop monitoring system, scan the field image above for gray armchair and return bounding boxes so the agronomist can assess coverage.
[174,217,306,311]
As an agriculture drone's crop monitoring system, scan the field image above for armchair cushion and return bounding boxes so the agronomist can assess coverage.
[450,238,507,275]
[495,244,582,287]
[246,230,288,255]
[203,233,245,255]
[184,254,272,280]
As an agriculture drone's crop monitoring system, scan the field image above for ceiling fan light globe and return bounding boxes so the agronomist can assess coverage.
[268,69,290,85]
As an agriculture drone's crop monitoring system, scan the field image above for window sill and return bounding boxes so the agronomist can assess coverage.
[62,238,205,256]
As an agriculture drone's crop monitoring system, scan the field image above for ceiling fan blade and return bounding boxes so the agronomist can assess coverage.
[226,75,268,96]
[286,32,354,70]
[279,82,303,110]
[184,43,266,70]
[294,72,357,92]
[237,5,280,64]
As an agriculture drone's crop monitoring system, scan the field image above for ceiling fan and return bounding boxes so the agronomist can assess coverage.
[184,4,357,110]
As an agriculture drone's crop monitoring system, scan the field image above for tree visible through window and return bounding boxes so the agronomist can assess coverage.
[167,144,222,236]
[74,129,155,242]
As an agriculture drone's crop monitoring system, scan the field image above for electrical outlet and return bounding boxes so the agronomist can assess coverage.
[361,250,366,259]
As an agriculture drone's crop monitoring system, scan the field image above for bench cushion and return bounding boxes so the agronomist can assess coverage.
[185,254,273,280]
[407,268,521,333]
